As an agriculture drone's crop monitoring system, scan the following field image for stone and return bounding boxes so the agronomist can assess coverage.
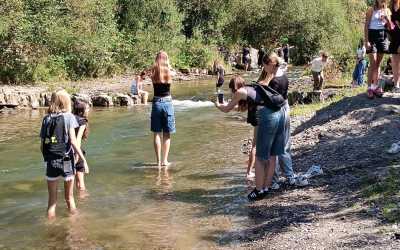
[304,91,324,104]
[179,68,190,74]
[128,94,141,104]
[0,93,5,104]
[28,94,40,109]
[288,91,307,105]
[3,92,19,106]
[114,94,133,106]
[92,94,113,107]
[71,93,92,106]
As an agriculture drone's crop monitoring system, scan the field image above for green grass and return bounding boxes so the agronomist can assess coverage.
[362,165,400,223]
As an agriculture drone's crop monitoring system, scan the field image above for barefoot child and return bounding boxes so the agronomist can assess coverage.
[73,100,90,192]
[40,89,88,219]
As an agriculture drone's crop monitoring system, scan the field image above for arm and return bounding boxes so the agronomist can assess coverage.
[215,88,247,113]
[76,125,86,149]
[40,139,44,154]
[69,127,89,173]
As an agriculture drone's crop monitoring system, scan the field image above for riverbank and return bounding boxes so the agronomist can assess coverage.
[221,91,400,249]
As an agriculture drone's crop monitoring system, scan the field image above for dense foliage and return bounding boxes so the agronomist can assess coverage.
[0,0,368,84]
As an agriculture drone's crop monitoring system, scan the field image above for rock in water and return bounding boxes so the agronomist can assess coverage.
[72,94,93,106]
[92,94,114,107]
[114,94,133,106]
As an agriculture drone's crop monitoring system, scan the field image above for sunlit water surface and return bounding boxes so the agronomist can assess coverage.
[0,77,265,249]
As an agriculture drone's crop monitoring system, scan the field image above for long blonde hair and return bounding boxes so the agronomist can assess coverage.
[151,51,172,84]
[48,89,72,114]
[257,52,280,83]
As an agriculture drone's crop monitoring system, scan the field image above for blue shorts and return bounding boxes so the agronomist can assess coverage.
[255,106,285,161]
[151,98,176,133]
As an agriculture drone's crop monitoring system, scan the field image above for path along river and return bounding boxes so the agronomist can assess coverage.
[0,72,297,249]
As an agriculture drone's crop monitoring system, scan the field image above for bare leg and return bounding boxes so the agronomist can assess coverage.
[47,180,58,219]
[264,156,277,188]
[254,158,267,191]
[393,54,400,88]
[375,53,384,85]
[368,53,376,86]
[143,92,148,105]
[75,172,86,191]
[153,133,162,166]
[162,132,171,166]
[64,179,76,214]
[247,145,256,175]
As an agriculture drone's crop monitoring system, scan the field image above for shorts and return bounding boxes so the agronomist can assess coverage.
[45,157,75,181]
[255,106,285,161]
[367,29,389,54]
[151,97,176,133]
[216,78,224,88]
[75,150,86,172]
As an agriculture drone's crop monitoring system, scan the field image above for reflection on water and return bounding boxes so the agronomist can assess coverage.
[0,78,262,249]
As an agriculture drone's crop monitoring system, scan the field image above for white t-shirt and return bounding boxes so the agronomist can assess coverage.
[369,9,387,30]
[311,57,327,73]
[357,47,366,60]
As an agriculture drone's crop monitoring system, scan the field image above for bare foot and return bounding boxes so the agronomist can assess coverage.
[161,162,171,167]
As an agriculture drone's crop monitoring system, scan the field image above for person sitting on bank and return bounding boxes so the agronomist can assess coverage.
[309,51,329,91]
[131,71,149,105]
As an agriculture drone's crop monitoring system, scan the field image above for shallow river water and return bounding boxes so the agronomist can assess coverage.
[0,77,269,249]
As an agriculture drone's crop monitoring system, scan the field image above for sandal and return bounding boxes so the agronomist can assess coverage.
[247,188,265,201]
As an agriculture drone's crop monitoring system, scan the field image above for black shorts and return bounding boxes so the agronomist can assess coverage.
[75,150,86,172]
[45,156,75,181]
[389,29,400,54]
[367,29,390,54]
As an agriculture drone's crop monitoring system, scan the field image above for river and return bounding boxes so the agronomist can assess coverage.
[0,75,271,249]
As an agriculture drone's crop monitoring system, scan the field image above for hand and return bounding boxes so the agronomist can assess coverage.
[83,160,89,174]
[365,42,371,50]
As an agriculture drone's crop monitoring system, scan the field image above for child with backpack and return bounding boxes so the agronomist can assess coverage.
[73,100,90,193]
[40,89,88,219]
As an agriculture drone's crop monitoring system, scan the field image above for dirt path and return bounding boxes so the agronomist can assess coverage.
[222,92,400,249]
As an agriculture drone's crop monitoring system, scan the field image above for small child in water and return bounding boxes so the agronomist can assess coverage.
[73,100,90,193]
[40,89,88,219]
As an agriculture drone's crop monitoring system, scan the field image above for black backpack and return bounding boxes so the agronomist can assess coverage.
[42,114,69,161]
[253,83,285,111]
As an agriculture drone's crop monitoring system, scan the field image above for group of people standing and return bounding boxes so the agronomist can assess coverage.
[363,0,400,97]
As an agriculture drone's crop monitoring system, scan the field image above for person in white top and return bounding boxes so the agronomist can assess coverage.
[364,0,392,98]
[309,51,329,91]
[352,39,367,87]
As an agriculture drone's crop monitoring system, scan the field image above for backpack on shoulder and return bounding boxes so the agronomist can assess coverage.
[252,82,285,111]
[42,114,70,162]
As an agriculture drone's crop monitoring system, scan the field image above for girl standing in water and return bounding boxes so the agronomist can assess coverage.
[73,100,90,193]
[364,0,392,98]
[40,89,88,219]
[151,51,176,167]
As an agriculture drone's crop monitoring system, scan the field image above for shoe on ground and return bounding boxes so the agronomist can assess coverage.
[271,182,280,190]
[367,88,375,99]
[247,188,265,201]
[373,87,384,98]
[387,143,400,154]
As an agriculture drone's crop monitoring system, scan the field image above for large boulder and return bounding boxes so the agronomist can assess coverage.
[71,93,92,106]
[3,91,19,106]
[288,91,307,105]
[304,91,324,104]
[92,94,114,107]
[114,93,133,106]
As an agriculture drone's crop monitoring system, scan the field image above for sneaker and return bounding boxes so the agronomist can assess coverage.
[303,165,324,179]
[247,188,265,201]
[373,87,384,98]
[387,142,400,154]
[367,88,374,99]
[271,182,280,190]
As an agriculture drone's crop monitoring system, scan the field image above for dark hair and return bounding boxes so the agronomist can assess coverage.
[140,71,146,77]
[228,76,247,112]
[73,100,89,140]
